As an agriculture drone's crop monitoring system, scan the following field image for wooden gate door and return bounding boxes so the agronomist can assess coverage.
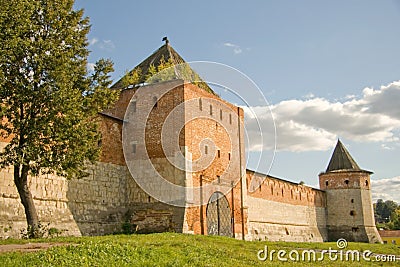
[206,192,232,237]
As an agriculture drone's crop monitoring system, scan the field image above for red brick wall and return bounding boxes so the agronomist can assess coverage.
[182,82,247,237]
[98,115,125,165]
[247,170,326,207]
[319,171,371,190]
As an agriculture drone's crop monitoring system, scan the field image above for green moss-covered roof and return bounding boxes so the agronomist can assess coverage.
[112,39,216,95]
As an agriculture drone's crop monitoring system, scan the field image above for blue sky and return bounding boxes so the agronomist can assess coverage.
[75,0,400,202]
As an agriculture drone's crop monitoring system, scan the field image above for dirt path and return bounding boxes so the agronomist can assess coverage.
[0,243,73,253]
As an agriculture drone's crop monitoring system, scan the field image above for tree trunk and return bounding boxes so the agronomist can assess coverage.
[14,164,39,238]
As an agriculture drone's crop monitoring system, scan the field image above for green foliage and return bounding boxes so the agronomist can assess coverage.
[143,56,216,95]
[0,233,399,266]
[375,199,400,230]
[120,68,142,88]
[0,0,119,237]
[120,222,137,235]
[0,0,119,178]
[145,64,159,82]
[148,56,176,83]
[113,210,137,235]
[20,222,50,239]
[48,227,67,238]
[386,209,400,230]
[20,222,66,239]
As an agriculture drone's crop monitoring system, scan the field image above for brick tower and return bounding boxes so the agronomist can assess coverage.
[102,38,247,238]
[319,140,382,243]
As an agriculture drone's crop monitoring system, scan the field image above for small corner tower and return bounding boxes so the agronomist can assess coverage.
[319,140,382,243]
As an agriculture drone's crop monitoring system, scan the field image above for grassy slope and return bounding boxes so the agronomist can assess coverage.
[0,233,399,266]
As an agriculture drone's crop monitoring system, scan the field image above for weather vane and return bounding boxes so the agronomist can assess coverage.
[162,36,169,45]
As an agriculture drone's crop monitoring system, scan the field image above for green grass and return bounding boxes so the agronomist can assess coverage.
[0,233,399,266]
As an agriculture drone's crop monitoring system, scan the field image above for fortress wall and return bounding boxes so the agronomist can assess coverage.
[246,196,327,242]
[0,143,135,238]
[182,83,248,238]
[0,165,81,238]
[0,152,188,239]
[245,170,327,241]
[246,170,326,207]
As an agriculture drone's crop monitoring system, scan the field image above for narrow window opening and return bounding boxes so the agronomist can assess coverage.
[205,145,208,154]
[350,210,356,216]
[281,189,284,196]
[325,181,329,186]
[148,196,151,203]
[131,99,137,112]
[229,114,232,124]
[217,150,221,158]
[199,98,202,111]
[345,179,349,185]
[365,180,369,186]
[132,144,137,154]
[271,186,273,195]
[217,175,220,183]
[209,105,213,115]
[228,153,231,160]
[220,109,223,120]
[351,199,354,203]
[291,190,293,199]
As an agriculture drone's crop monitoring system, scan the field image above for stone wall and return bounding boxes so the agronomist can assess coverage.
[0,166,81,238]
[0,157,186,238]
[246,196,327,242]
[0,145,133,238]
[245,170,328,242]
[319,171,382,243]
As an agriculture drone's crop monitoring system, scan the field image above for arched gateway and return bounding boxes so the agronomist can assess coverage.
[206,192,232,237]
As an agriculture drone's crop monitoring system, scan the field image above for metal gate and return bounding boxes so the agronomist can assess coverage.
[206,192,232,237]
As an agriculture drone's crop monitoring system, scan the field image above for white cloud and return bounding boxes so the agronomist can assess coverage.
[223,42,242,54]
[89,38,98,46]
[372,176,400,203]
[242,81,400,152]
[89,38,115,51]
[87,62,96,73]
[99,40,115,51]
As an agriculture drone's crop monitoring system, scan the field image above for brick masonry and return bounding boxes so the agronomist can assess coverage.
[319,171,382,243]
[0,79,381,243]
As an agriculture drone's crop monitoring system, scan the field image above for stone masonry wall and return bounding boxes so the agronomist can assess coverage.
[0,138,184,238]
[319,171,382,243]
[246,170,328,242]
[0,139,133,239]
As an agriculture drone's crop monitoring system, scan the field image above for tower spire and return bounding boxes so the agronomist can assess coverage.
[325,140,361,172]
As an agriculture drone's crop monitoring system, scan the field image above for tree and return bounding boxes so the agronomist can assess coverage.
[375,199,400,230]
[0,0,119,237]
[387,209,400,230]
